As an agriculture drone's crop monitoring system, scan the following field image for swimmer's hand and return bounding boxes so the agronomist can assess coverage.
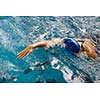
[17,41,50,58]
[17,45,33,58]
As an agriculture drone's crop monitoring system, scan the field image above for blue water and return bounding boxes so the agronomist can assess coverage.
[0,16,100,83]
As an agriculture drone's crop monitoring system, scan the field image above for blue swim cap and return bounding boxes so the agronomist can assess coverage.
[63,38,80,54]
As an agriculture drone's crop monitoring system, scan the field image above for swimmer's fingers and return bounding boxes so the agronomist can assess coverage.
[18,50,28,58]
[19,50,32,58]
[84,41,96,51]
[17,47,30,56]
[91,39,97,46]
[85,39,96,47]
[17,50,25,57]
[17,50,27,58]
[17,48,29,58]
[17,46,33,58]
[89,40,96,47]
[17,49,32,58]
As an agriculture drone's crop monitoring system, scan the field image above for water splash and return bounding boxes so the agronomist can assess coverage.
[0,16,100,83]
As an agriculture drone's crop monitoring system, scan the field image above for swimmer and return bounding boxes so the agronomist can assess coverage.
[17,37,98,59]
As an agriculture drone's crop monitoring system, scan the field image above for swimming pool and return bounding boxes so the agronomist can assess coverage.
[0,16,100,83]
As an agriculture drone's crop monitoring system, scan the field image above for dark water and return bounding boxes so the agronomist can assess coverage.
[0,16,100,83]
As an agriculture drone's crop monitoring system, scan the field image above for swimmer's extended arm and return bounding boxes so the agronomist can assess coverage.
[17,40,53,58]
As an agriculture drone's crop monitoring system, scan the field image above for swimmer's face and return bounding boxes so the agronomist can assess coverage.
[78,41,84,51]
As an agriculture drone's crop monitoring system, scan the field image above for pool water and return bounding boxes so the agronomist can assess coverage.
[0,16,100,83]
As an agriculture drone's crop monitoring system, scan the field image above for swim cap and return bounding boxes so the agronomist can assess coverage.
[63,38,80,54]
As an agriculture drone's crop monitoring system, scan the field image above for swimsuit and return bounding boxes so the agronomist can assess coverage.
[63,38,80,54]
